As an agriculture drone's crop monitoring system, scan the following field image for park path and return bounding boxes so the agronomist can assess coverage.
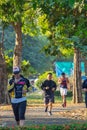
[0,103,87,127]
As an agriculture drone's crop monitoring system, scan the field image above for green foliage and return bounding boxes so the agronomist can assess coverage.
[22,35,55,73]
[4,26,55,73]
[5,55,13,74]
[38,0,87,59]
[0,0,24,22]
[5,55,37,77]
[55,90,73,97]
[0,0,41,37]
[35,71,58,89]
[21,60,37,77]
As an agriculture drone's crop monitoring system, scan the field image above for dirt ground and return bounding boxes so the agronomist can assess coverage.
[0,103,87,127]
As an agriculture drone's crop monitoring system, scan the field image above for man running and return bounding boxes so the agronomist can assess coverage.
[58,72,70,107]
[41,73,57,116]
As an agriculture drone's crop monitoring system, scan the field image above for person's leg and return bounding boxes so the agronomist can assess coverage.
[62,95,66,107]
[19,101,27,126]
[48,96,54,115]
[16,121,20,126]
[45,104,48,112]
[44,97,49,112]
[20,120,25,126]
[60,88,65,106]
[12,103,19,125]
[62,88,67,107]
[49,102,52,112]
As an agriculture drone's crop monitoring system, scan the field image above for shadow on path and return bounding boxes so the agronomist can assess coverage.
[0,103,87,127]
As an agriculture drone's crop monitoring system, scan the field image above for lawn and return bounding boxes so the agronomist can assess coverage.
[27,90,72,105]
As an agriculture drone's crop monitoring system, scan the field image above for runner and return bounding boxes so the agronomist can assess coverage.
[8,66,30,126]
[58,72,70,107]
[41,73,57,116]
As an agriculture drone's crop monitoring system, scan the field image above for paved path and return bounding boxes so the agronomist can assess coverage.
[0,103,87,127]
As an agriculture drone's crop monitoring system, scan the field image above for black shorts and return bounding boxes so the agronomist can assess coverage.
[44,95,54,104]
[12,101,26,121]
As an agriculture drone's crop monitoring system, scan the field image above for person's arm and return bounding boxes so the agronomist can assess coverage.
[52,82,57,91]
[66,77,70,90]
[8,87,14,93]
[41,82,45,90]
[8,77,14,93]
[9,77,14,86]
[41,81,49,90]
[25,78,30,92]
[67,77,69,84]
[58,78,62,84]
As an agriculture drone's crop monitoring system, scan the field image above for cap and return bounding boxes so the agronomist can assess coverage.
[13,66,20,74]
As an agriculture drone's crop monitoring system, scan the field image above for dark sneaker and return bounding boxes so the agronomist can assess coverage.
[62,104,64,107]
[45,107,48,112]
[62,102,66,107]
[48,111,52,116]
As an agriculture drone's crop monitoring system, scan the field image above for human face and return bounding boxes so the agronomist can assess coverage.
[47,74,52,80]
[14,73,20,79]
[62,74,65,78]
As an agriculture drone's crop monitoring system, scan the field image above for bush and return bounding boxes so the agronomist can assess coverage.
[5,55,37,78]
[54,90,72,97]
[35,71,58,89]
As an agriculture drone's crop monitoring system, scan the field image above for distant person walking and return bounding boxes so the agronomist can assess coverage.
[58,72,70,107]
[8,66,30,126]
[41,73,57,116]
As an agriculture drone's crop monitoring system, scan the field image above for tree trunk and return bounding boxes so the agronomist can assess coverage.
[0,41,10,104]
[72,48,83,103]
[12,23,22,68]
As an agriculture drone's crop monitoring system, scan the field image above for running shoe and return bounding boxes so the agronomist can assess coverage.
[48,111,52,116]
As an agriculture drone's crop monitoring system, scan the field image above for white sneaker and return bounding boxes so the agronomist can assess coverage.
[48,111,52,116]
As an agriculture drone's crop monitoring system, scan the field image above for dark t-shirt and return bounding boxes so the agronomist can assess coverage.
[41,80,57,96]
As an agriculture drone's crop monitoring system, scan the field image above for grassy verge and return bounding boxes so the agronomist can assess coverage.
[0,123,87,130]
[27,90,72,105]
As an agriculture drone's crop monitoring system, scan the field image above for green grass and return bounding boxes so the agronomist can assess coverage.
[27,90,72,105]
[27,91,43,104]
[1,123,87,130]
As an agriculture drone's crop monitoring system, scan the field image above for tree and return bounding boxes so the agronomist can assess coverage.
[37,0,87,103]
[0,25,10,104]
[0,0,39,104]
[73,48,82,103]
[0,0,39,68]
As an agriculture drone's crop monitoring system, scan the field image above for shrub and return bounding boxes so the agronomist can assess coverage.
[54,90,72,97]
[35,71,58,89]
[5,55,37,78]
